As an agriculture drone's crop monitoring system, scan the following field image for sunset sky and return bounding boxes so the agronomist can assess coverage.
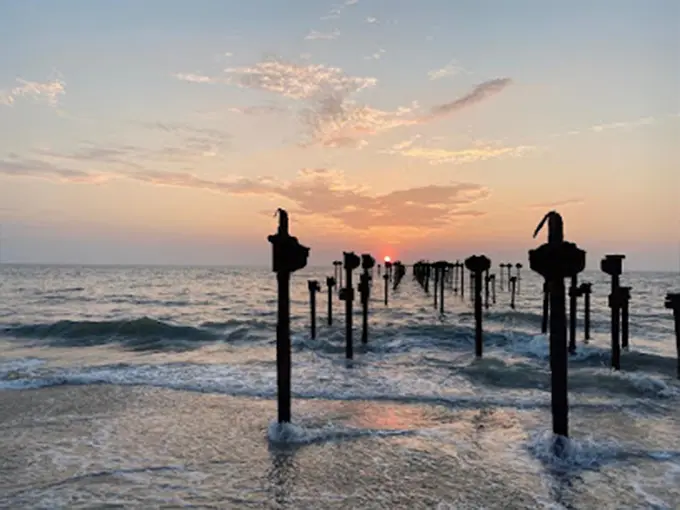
[1,0,678,269]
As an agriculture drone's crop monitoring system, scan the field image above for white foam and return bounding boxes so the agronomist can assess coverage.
[527,429,622,472]
[608,370,678,398]
[267,419,416,446]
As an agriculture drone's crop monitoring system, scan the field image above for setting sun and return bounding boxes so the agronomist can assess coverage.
[384,256,391,263]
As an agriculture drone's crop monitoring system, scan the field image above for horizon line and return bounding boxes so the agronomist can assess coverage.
[0,261,677,273]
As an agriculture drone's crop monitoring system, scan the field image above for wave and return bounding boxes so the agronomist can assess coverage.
[0,317,218,350]
[2,359,677,404]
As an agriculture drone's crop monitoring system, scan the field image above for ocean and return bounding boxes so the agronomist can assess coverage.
[0,264,679,509]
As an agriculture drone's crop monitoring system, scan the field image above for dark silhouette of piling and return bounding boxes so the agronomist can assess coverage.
[334,260,343,292]
[490,273,496,304]
[453,261,460,294]
[440,265,446,314]
[499,263,505,291]
[510,276,517,309]
[465,255,491,358]
[515,263,523,294]
[578,282,592,341]
[459,263,465,299]
[326,276,336,326]
[602,254,625,370]
[383,273,389,305]
[484,269,491,309]
[433,261,447,314]
[664,293,680,379]
[568,275,578,355]
[433,264,440,309]
[308,280,320,339]
[529,210,586,445]
[541,282,550,334]
[393,261,406,290]
[620,286,631,351]
[342,251,360,359]
[359,254,375,345]
[268,209,309,424]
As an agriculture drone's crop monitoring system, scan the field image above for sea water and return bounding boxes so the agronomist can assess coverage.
[0,265,678,509]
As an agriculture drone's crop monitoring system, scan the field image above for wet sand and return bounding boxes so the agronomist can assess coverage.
[0,385,678,509]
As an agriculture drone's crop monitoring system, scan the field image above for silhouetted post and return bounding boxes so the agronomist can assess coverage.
[529,211,585,447]
[490,274,496,304]
[515,263,523,294]
[542,282,550,334]
[510,276,517,309]
[308,280,321,339]
[620,286,631,351]
[505,263,512,290]
[393,261,406,290]
[359,254,375,345]
[341,251,360,360]
[268,209,310,424]
[424,263,430,293]
[383,273,389,305]
[377,263,381,276]
[433,264,439,309]
[336,260,343,293]
[433,261,447,314]
[326,276,336,326]
[664,293,680,379]
[580,283,592,341]
[568,275,578,355]
[465,255,491,358]
[601,254,625,370]
[459,263,465,300]
[484,269,490,309]
[453,261,459,294]
[499,263,505,291]
[440,265,446,314]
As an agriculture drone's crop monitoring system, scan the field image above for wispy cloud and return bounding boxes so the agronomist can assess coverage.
[550,115,672,138]
[33,127,229,168]
[590,116,656,133]
[382,137,535,165]
[365,17,378,24]
[428,60,468,80]
[0,78,66,108]
[222,59,376,99]
[174,73,217,84]
[300,78,512,148]
[528,198,584,209]
[176,56,512,149]
[227,105,288,115]
[136,121,231,140]
[0,156,107,183]
[300,98,420,148]
[129,167,489,230]
[305,29,340,41]
[0,156,489,231]
[364,48,386,60]
[321,0,360,20]
[423,78,512,121]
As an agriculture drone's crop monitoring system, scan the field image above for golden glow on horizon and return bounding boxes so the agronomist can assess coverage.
[384,256,391,263]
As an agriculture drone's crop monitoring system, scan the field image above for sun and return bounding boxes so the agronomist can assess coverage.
[384,256,391,263]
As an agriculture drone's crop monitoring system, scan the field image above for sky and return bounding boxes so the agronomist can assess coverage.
[0,0,678,270]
